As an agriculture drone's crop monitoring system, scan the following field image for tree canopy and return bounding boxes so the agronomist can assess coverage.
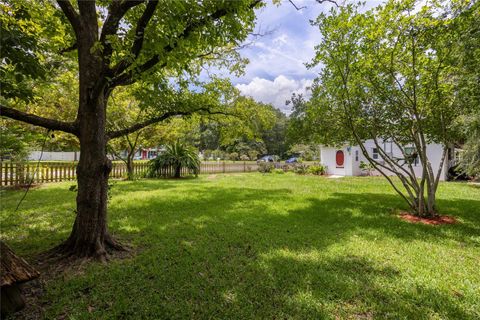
[291,0,479,216]
[0,0,264,260]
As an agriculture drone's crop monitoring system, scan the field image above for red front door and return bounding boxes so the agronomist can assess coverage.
[336,150,344,167]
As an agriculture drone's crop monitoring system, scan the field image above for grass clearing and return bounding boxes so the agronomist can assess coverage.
[1,174,479,319]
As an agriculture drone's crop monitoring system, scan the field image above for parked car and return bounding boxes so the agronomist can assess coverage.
[285,157,299,164]
[257,155,276,163]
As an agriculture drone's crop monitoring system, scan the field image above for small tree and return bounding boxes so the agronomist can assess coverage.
[148,142,200,178]
[359,161,374,176]
[302,1,474,217]
[458,112,480,179]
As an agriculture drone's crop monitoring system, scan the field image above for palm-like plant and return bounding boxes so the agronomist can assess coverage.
[148,142,200,178]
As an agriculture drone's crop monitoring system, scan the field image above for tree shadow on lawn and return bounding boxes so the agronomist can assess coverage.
[252,253,475,319]
[33,187,479,319]
[108,185,480,252]
[0,181,180,254]
[2,182,479,319]
[298,192,480,246]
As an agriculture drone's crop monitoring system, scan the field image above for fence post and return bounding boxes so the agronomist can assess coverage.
[26,164,30,184]
[18,163,25,185]
[243,161,246,172]
[10,162,14,185]
[222,161,226,173]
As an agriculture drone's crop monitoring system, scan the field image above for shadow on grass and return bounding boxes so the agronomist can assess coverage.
[1,178,479,319]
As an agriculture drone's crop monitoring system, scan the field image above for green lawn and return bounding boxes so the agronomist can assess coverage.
[1,174,479,319]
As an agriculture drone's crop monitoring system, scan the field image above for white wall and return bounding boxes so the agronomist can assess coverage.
[28,151,79,161]
[351,146,363,176]
[321,147,347,176]
[321,140,448,181]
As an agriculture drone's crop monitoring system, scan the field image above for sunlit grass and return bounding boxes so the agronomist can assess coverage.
[1,173,479,319]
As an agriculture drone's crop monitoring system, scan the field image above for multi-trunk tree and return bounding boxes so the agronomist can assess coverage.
[297,0,476,217]
[0,0,262,260]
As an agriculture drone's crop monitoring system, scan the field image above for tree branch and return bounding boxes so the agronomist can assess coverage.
[0,105,78,134]
[56,0,81,35]
[288,0,306,10]
[59,42,77,54]
[107,108,229,140]
[111,0,159,76]
[316,0,339,7]
[100,0,146,66]
[110,0,261,87]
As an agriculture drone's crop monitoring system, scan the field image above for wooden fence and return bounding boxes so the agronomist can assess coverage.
[0,161,259,187]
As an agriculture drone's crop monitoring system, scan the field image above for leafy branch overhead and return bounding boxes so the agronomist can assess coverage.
[1,0,263,134]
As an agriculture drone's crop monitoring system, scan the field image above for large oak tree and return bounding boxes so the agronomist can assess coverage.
[0,0,262,260]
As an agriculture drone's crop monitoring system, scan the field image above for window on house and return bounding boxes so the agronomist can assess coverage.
[372,148,379,160]
[355,150,359,161]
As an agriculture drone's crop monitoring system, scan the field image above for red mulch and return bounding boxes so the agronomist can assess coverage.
[398,212,457,225]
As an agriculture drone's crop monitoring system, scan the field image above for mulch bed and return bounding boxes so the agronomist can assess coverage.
[399,212,457,225]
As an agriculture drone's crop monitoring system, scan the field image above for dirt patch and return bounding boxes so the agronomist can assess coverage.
[398,212,457,225]
[467,182,480,188]
[11,241,139,320]
[1,184,41,191]
[206,174,217,180]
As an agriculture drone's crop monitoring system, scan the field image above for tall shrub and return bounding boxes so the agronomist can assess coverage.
[148,142,200,178]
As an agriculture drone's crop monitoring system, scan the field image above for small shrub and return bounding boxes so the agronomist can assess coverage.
[148,142,200,178]
[240,154,250,161]
[293,163,309,175]
[282,164,291,172]
[308,164,326,175]
[258,162,274,173]
[360,161,374,176]
[228,152,239,161]
[273,168,284,174]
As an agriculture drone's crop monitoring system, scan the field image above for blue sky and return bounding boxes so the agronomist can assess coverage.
[230,0,384,114]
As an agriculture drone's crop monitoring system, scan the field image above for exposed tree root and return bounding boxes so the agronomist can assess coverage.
[11,238,136,320]
[44,234,130,266]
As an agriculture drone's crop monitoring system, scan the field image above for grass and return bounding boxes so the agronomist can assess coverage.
[1,173,479,319]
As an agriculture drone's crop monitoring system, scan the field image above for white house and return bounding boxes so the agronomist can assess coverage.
[28,151,79,161]
[320,140,455,181]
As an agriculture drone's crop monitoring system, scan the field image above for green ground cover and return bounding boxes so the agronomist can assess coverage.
[1,174,479,319]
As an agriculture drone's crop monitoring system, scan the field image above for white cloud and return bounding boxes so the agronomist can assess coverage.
[235,75,312,115]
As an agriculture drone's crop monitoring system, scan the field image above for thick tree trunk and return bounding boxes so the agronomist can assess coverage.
[56,95,121,260]
[55,18,124,260]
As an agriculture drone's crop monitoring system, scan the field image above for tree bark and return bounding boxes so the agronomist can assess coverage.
[0,241,40,316]
[55,94,120,260]
[1,284,25,317]
[54,13,123,260]
[174,165,181,178]
[126,153,134,180]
